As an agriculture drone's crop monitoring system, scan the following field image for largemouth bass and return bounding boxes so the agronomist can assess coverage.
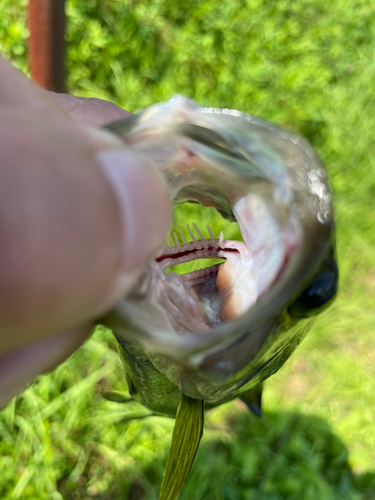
[100,96,338,498]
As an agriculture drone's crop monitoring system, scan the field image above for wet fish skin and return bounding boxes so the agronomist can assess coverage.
[100,96,338,415]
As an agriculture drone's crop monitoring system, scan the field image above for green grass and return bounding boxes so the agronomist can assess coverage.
[1,0,375,498]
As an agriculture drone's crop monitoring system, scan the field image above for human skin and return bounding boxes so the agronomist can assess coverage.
[0,55,171,408]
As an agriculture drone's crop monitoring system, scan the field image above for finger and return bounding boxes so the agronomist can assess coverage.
[50,93,131,127]
[0,55,129,127]
[0,110,171,354]
[0,54,68,116]
[0,326,91,409]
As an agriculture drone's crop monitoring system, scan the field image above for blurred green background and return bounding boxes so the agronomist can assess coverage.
[1,0,375,498]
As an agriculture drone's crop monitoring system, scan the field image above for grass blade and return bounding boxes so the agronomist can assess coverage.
[159,393,204,500]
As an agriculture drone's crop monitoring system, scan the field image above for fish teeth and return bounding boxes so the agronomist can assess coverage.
[219,231,224,244]
[179,228,188,244]
[207,225,215,239]
[192,222,204,239]
[167,237,174,247]
[173,231,180,246]
[186,223,197,241]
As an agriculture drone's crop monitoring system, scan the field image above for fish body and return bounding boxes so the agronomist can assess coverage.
[101,96,338,415]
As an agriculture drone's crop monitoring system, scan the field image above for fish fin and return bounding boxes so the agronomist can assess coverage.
[240,383,263,418]
[159,393,204,500]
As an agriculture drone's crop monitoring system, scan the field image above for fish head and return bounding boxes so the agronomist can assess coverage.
[100,96,338,414]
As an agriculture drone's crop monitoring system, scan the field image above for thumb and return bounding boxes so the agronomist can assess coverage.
[96,147,172,300]
[0,113,171,354]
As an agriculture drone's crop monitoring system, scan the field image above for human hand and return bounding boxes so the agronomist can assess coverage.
[0,55,171,408]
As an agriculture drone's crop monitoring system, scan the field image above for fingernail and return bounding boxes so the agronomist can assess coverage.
[0,328,90,410]
[97,150,172,271]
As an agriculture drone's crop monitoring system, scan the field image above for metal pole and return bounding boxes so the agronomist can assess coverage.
[28,0,66,91]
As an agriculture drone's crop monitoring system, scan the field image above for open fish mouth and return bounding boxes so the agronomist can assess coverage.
[100,96,337,403]
[101,96,304,340]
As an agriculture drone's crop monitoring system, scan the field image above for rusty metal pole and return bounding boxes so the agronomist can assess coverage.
[28,0,66,91]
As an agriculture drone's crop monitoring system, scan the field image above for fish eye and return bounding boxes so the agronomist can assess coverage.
[289,249,338,317]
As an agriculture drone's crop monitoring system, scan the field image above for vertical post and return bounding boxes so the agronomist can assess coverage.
[28,0,66,92]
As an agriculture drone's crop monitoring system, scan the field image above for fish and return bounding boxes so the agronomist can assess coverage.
[99,96,338,499]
